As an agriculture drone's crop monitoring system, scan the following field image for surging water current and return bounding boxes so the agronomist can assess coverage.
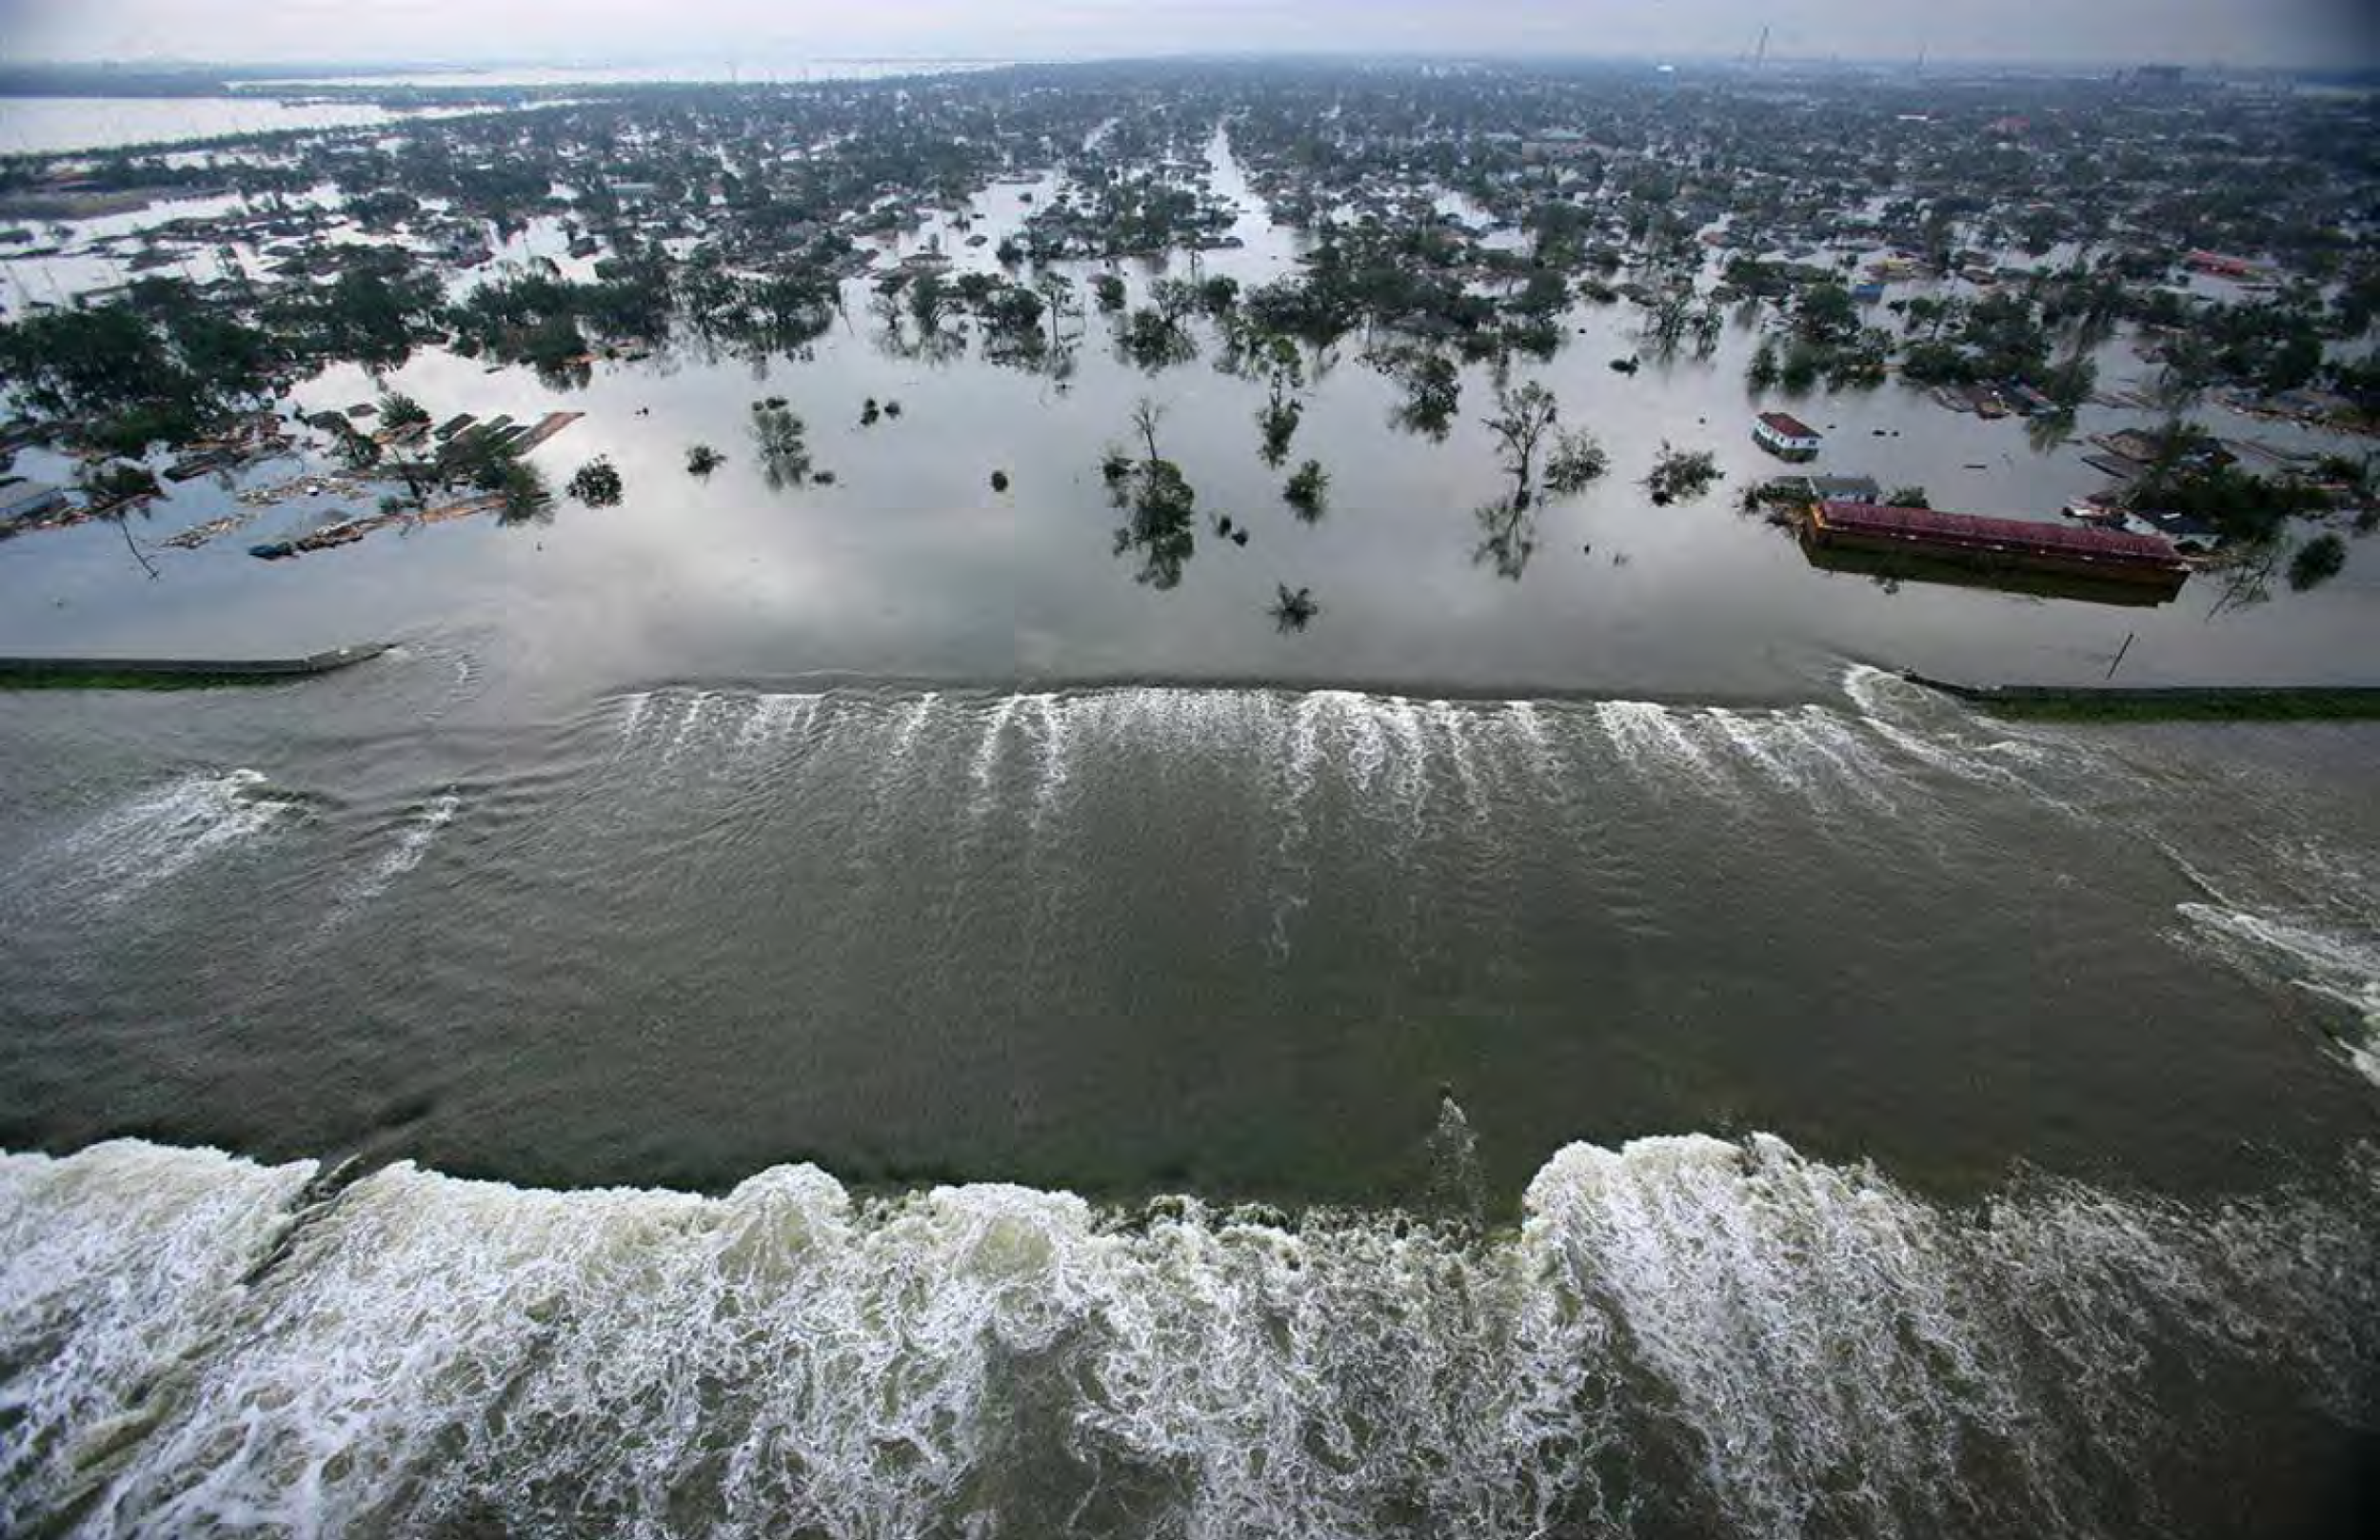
[4,668,2378,1535]
[2,1134,2375,1539]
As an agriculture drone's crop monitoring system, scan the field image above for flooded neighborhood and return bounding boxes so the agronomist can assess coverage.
[1,54,2373,697]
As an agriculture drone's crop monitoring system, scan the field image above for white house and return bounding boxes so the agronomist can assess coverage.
[1754,411,1823,460]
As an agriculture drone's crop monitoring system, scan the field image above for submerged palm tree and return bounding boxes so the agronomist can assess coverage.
[1269,583,1319,632]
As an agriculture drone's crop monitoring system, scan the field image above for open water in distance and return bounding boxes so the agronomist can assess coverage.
[0,98,495,156]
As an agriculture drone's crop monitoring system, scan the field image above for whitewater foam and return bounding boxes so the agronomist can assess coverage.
[322,792,462,926]
[0,1142,317,1534]
[2177,902,2380,1087]
[3,1135,2370,1539]
[601,678,2117,841]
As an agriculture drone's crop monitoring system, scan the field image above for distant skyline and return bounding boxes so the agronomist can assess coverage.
[2,0,2375,70]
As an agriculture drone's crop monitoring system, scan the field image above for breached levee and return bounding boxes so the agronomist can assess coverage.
[3,1135,2373,1538]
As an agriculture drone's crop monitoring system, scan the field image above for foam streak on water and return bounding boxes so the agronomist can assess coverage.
[1594,699,1732,798]
[967,694,1027,819]
[733,692,824,760]
[320,792,463,928]
[16,770,299,910]
[2,1135,2370,1539]
[2177,903,2380,1087]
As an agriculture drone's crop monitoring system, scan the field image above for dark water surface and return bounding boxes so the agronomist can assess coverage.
[4,653,2378,1535]
[3,659,2374,1203]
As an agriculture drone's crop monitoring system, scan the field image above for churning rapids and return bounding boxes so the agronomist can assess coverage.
[5,1133,2377,1539]
[4,665,2379,1535]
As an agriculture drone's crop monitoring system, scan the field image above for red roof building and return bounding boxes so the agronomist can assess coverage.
[2186,250,2262,279]
[1753,411,1823,459]
[1805,502,2190,593]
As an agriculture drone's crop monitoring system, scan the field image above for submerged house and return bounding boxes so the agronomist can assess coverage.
[1754,411,1823,461]
[1804,500,2190,598]
[2186,249,2263,280]
[0,480,67,526]
[1801,474,1880,504]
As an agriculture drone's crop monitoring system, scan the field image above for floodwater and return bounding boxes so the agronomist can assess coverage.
[3,126,2378,1538]
[0,97,491,156]
[6,133,2373,701]
[241,60,1011,89]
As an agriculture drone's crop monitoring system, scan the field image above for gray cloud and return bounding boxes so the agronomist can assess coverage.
[2,0,2370,69]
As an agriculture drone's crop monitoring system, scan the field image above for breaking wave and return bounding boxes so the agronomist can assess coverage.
[1,1135,2372,1538]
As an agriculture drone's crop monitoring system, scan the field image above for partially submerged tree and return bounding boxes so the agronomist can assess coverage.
[1269,583,1319,632]
[1129,397,1166,463]
[493,460,553,526]
[1374,345,1458,440]
[1483,380,1559,506]
[1255,334,1305,466]
[1108,398,1198,588]
[1645,443,1722,505]
[1283,459,1329,522]
[1473,497,1536,581]
[685,444,725,478]
[379,392,431,430]
[1121,304,1198,371]
[75,460,161,509]
[567,456,624,507]
[2289,531,2348,592]
[332,424,384,472]
[750,403,813,490]
[1034,270,1080,354]
[1542,429,1611,497]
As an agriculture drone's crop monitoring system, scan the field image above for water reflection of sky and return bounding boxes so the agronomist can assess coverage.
[4,129,2373,717]
[0,97,503,157]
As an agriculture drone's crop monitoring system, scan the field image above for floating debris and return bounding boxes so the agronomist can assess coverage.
[510,411,585,455]
[238,472,369,508]
[160,512,259,550]
[415,494,506,526]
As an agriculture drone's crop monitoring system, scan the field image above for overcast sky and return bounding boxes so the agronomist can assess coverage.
[3,0,2373,69]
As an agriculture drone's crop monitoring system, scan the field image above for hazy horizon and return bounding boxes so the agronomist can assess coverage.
[3,0,2376,72]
